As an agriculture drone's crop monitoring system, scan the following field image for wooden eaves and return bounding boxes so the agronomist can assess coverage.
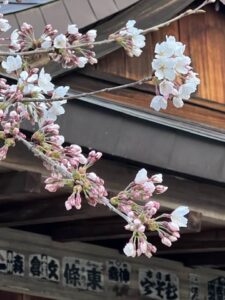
[0,0,225,269]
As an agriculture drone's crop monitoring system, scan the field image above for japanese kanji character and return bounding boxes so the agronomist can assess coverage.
[119,266,130,283]
[108,265,119,282]
[64,263,81,287]
[165,274,178,300]
[87,266,103,291]
[155,272,166,298]
[13,254,24,275]
[48,259,59,281]
[30,256,41,277]
[140,271,155,296]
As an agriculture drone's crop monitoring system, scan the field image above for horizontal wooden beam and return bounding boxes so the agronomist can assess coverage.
[159,251,225,268]
[0,197,114,227]
[50,217,209,244]
[0,143,224,228]
[0,171,42,200]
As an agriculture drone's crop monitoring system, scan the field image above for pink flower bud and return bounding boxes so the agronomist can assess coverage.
[169,236,177,242]
[127,211,134,218]
[0,145,8,160]
[133,218,141,226]
[138,225,146,233]
[155,185,168,194]
[139,240,147,253]
[173,231,180,238]
[65,200,72,210]
[150,173,163,183]
[167,222,179,232]
[45,183,59,192]
[161,237,172,247]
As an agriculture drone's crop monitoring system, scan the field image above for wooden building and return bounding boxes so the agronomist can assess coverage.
[0,0,225,299]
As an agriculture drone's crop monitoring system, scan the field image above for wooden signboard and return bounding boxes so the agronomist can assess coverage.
[0,228,224,300]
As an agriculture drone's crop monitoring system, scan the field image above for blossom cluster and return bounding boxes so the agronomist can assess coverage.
[150,36,200,111]
[43,143,107,210]
[0,58,69,120]
[50,25,97,68]
[110,169,189,258]
[9,23,97,69]
[109,20,145,57]
[0,11,192,260]
[0,100,26,160]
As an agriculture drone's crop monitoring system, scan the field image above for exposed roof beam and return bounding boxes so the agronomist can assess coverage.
[0,171,42,200]
[50,215,203,243]
[0,145,225,226]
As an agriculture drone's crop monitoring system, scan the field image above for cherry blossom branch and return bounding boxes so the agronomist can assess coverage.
[0,1,210,57]
[16,135,131,223]
[16,135,72,179]
[143,0,211,34]
[4,75,153,103]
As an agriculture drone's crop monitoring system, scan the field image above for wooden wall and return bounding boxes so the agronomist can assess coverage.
[0,291,50,300]
[96,5,225,104]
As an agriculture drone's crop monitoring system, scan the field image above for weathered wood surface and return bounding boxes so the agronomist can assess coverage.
[0,142,225,227]
[0,228,224,300]
[58,71,225,131]
[96,4,225,104]
[0,291,51,300]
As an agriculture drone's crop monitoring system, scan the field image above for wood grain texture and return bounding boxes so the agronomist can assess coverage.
[179,5,225,103]
[96,5,225,105]
[58,73,225,130]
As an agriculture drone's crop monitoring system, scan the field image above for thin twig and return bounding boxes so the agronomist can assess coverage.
[143,6,207,34]
[143,0,213,34]
[101,196,131,223]
[9,75,152,103]
[17,135,131,223]
[17,135,72,179]
[0,2,210,57]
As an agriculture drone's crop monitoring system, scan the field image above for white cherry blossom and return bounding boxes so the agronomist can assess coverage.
[123,242,136,257]
[115,20,145,57]
[52,86,69,99]
[54,34,67,49]
[186,71,201,86]
[174,56,191,74]
[19,71,38,83]
[151,36,200,111]
[155,36,185,58]
[0,14,11,32]
[171,206,189,228]
[177,83,196,100]
[172,97,184,108]
[2,55,22,73]
[86,29,97,42]
[134,168,148,184]
[44,101,66,121]
[41,36,52,49]
[150,95,167,111]
[77,57,88,68]
[159,80,174,97]
[68,24,78,35]
[10,29,20,51]
[152,57,176,81]
[38,68,54,93]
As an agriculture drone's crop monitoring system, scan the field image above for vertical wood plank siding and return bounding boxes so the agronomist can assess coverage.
[96,5,225,104]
